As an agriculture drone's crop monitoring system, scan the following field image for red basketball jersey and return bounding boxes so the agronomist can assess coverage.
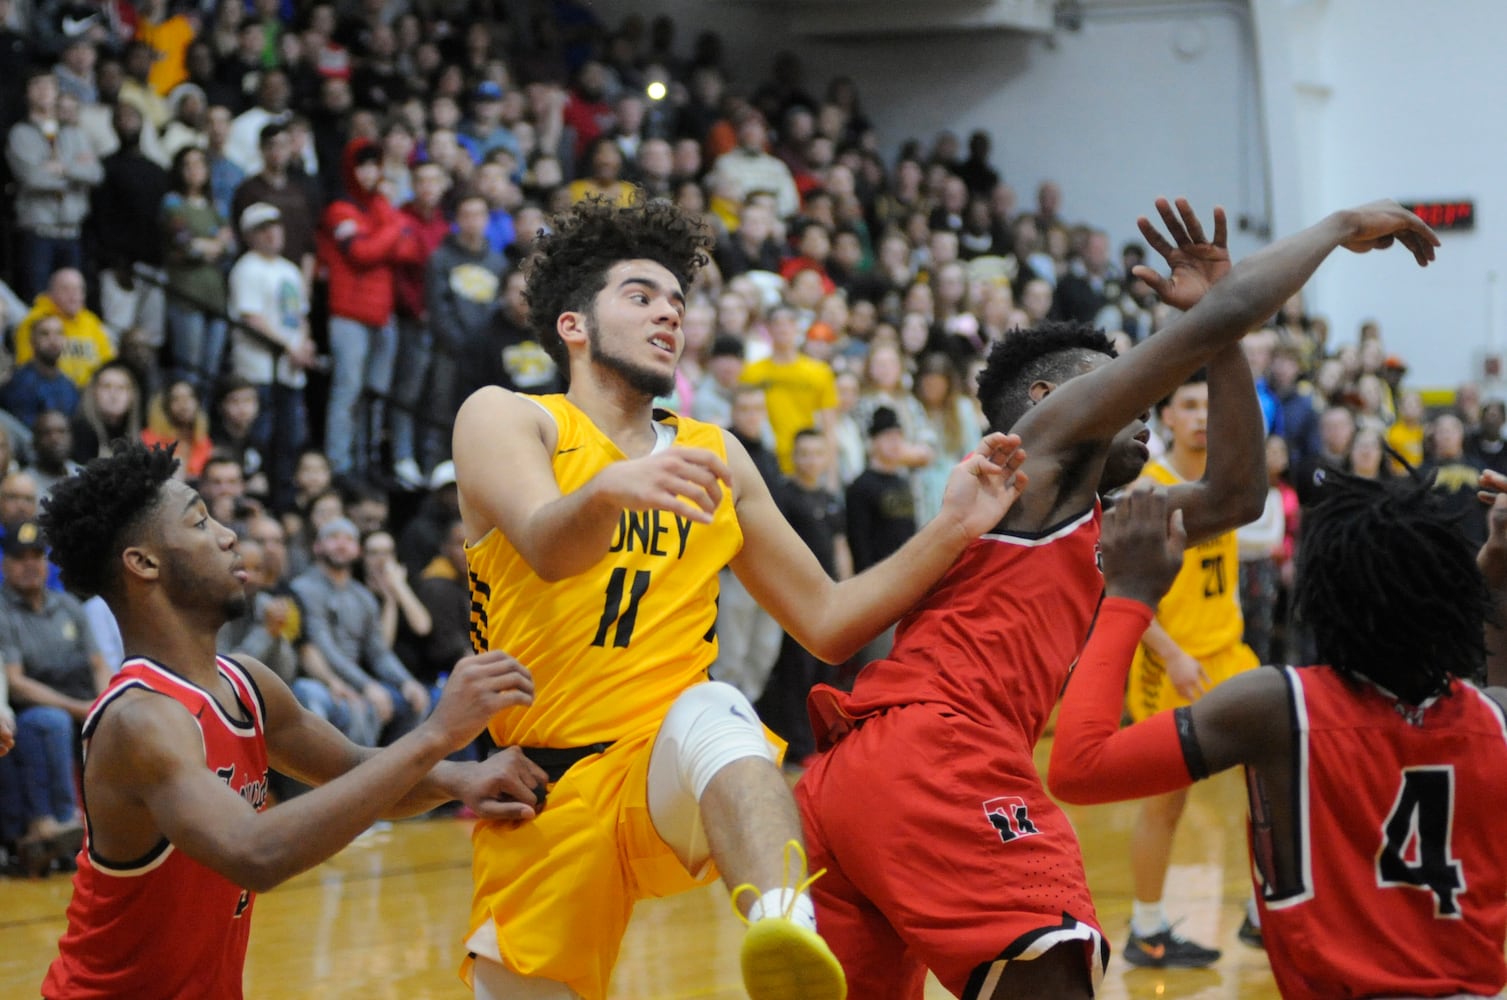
[810,505,1103,748]
[43,656,270,1000]
[1257,665,1507,999]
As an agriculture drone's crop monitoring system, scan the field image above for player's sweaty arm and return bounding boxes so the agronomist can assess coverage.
[1049,489,1289,804]
[86,651,533,893]
[1019,199,1437,461]
[728,428,1028,665]
[1476,480,1507,697]
[453,387,730,582]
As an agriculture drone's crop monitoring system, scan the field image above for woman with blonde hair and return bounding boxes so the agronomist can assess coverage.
[71,361,143,463]
[913,351,982,524]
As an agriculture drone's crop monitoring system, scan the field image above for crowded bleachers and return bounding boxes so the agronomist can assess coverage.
[0,0,1489,888]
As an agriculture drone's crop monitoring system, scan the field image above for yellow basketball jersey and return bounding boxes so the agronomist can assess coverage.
[466,395,743,748]
[1138,458,1244,659]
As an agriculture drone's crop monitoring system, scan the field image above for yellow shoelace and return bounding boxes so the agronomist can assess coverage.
[731,839,827,925]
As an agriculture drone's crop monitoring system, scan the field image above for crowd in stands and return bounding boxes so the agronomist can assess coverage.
[0,0,1496,877]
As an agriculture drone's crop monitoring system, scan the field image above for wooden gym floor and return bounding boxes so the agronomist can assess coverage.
[1,739,1286,999]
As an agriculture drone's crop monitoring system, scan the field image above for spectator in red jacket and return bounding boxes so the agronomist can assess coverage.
[316,138,421,478]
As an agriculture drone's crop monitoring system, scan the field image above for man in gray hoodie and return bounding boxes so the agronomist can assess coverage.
[6,70,101,299]
[424,190,507,468]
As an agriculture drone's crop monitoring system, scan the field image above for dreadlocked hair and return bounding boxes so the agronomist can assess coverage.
[523,196,712,382]
[974,321,1116,432]
[1295,467,1491,703]
[38,440,180,600]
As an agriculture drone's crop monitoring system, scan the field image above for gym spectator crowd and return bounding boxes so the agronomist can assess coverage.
[0,0,1492,878]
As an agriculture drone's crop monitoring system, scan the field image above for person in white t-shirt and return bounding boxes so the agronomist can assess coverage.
[228,202,316,511]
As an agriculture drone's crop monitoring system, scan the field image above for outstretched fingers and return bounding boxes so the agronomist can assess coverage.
[1156,196,1193,248]
[1176,197,1207,245]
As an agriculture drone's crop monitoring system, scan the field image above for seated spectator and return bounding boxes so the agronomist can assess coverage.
[291,517,429,747]
[14,269,115,390]
[25,410,83,500]
[1,315,81,429]
[406,516,470,697]
[140,379,213,480]
[359,529,431,657]
[0,520,107,875]
[397,462,461,578]
[198,451,251,530]
[566,135,636,207]
[209,376,266,490]
[70,361,142,464]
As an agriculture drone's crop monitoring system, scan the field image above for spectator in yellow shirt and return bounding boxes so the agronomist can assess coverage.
[15,269,116,389]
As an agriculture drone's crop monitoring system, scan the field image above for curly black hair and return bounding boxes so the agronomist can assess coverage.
[974,321,1116,432]
[1295,468,1491,703]
[523,197,712,382]
[38,441,180,600]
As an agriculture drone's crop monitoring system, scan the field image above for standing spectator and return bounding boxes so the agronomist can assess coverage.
[231,122,318,292]
[160,146,232,388]
[25,409,82,498]
[69,361,141,463]
[1468,398,1507,476]
[7,71,103,299]
[134,0,195,98]
[317,138,418,478]
[226,68,300,176]
[912,352,981,526]
[843,405,918,668]
[1237,435,1293,665]
[389,162,452,488]
[90,102,171,343]
[739,304,838,473]
[0,520,104,875]
[291,517,429,746]
[227,202,312,511]
[690,333,745,428]
[758,429,850,763]
[1295,405,1356,508]
[159,82,209,161]
[0,0,35,130]
[1270,343,1321,469]
[1,316,80,428]
[566,136,635,207]
[463,80,520,162]
[1425,412,1487,548]
[203,105,245,223]
[711,386,785,702]
[1387,390,1428,473]
[52,37,97,105]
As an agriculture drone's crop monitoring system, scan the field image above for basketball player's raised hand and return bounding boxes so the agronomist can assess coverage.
[1100,486,1187,608]
[1336,199,1440,266]
[1132,197,1231,312]
[593,447,731,524]
[428,650,535,752]
[939,431,1028,538]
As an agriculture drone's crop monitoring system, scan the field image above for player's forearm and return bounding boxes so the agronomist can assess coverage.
[810,514,977,663]
[384,759,471,817]
[1049,598,1195,804]
[1187,344,1267,541]
[516,483,630,582]
[234,725,454,891]
[1138,618,1185,662]
[1186,212,1354,352]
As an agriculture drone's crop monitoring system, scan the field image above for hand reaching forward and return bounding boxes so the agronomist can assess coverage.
[939,432,1028,539]
[1133,197,1231,312]
[591,447,732,525]
[426,650,534,753]
[1100,485,1188,607]
[453,746,551,822]
[1337,199,1440,266]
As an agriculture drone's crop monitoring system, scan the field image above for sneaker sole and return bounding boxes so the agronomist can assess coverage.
[1123,951,1221,969]
[741,920,847,1000]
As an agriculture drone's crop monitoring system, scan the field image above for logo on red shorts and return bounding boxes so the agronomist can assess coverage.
[983,796,1040,844]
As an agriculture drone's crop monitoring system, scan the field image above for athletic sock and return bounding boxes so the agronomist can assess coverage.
[1245,896,1262,928]
[1131,900,1168,938]
[746,888,818,932]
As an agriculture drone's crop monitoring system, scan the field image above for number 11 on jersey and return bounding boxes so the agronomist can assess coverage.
[593,568,651,647]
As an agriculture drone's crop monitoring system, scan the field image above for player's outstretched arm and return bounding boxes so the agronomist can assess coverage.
[1018,199,1437,456]
[454,387,731,582]
[1163,342,1267,542]
[1049,488,1289,804]
[729,429,1027,664]
[87,651,536,893]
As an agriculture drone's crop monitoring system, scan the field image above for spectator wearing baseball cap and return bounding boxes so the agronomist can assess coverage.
[464,79,522,162]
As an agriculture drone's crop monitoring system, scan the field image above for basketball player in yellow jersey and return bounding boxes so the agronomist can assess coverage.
[1121,369,1260,969]
[450,198,1029,1000]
